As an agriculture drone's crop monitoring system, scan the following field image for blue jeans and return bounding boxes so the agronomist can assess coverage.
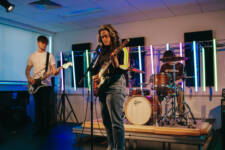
[99,75,126,150]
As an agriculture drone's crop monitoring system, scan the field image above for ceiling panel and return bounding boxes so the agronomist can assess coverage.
[141,7,174,19]
[0,0,225,33]
[91,0,139,15]
[127,0,166,9]
[198,0,225,12]
[75,11,148,29]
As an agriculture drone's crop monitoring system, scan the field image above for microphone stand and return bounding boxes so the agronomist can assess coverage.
[79,51,99,150]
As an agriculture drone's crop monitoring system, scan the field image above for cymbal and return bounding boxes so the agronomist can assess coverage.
[128,67,145,74]
[160,56,188,62]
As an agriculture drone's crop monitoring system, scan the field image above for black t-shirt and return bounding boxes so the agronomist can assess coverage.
[160,62,184,81]
[92,47,126,76]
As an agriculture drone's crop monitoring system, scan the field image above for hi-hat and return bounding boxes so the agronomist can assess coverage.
[128,67,145,74]
[160,56,188,62]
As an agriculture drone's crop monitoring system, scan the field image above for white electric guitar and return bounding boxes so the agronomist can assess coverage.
[28,62,72,94]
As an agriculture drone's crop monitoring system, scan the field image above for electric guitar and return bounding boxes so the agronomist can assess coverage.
[93,39,129,96]
[28,62,72,94]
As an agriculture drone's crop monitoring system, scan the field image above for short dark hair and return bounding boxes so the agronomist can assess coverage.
[37,35,49,45]
[163,50,175,58]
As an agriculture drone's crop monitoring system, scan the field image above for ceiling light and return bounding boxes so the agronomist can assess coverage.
[0,0,15,12]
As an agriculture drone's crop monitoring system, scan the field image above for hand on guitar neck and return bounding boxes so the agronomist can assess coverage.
[110,49,119,68]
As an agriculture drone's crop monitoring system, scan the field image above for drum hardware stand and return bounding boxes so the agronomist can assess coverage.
[160,92,177,125]
[159,62,178,126]
[160,78,196,127]
[158,54,196,127]
[179,76,196,127]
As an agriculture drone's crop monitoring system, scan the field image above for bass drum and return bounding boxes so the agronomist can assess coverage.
[124,96,161,125]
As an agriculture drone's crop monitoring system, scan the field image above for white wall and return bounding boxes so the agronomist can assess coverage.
[53,10,225,129]
[54,10,225,54]
[0,23,53,83]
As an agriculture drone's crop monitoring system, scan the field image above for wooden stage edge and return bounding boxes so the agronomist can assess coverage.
[73,121,213,150]
[81,121,211,136]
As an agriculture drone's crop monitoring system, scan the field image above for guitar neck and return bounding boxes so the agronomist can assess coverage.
[114,39,129,56]
[100,39,129,75]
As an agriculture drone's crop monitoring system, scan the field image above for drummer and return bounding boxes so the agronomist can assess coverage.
[157,50,185,116]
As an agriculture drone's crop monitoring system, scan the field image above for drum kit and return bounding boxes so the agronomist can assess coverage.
[125,56,196,127]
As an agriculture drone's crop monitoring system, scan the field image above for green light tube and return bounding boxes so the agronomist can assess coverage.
[213,38,218,91]
[85,50,91,91]
[202,47,206,92]
[193,41,198,92]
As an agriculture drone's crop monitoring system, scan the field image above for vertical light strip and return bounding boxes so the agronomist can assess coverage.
[202,47,206,92]
[157,51,160,73]
[213,38,218,91]
[193,41,198,92]
[60,51,64,92]
[166,43,170,51]
[85,50,91,91]
[48,36,52,53]
[71,51,76,91]
[179,42,184,89]
[138,46,143,90]
[179,42,183,59]
[150,45,154,74]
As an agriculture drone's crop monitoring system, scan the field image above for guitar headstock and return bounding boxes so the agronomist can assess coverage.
[62,62,73,69]
[122,39,130,47]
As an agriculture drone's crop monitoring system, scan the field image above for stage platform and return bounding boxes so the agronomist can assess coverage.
[72,121,213,150]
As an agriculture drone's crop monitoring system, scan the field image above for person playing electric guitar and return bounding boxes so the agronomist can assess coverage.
[25,35,61,136]
[92,24,129,150]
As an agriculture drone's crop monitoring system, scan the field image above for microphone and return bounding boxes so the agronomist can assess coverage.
[88,45,101,71]
[92,45,101,68]
[78,45,101,85]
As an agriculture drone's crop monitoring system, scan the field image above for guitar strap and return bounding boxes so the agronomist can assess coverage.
[45,52,50,73]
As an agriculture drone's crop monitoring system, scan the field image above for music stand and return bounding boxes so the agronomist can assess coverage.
[57,52,79,124]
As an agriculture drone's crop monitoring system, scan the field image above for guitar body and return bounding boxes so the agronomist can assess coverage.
[93,72,107,96]
[28,79,47,94]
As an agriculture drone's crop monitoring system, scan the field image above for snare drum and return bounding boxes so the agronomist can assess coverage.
[124,96,161,125]
[150,73,171,90]
[129,88,150,96]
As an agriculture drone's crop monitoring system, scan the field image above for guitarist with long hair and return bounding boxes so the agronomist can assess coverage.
[25,35,61,136]
[92,24,129,150]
